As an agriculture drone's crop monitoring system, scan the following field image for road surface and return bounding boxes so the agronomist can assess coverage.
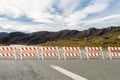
[0,59,120,80]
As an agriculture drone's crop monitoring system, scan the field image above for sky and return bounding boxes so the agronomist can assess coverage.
[0,0,120,32]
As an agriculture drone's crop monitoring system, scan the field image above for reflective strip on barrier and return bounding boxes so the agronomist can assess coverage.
[108,47,120,50]
[63,47,80,50]
[85,53,101,56]
[62,53,79,56]
[108,53,120,56]
[40,53,57,56]
[0,47,15,50]
[85,47,102,50]
[0,53,14,57]
[20,47,37,50]
[40,47,58,50]
[19,53,37,56]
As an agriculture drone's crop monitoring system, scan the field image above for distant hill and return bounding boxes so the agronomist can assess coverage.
[0,26,119,46]
[0,32,8,36]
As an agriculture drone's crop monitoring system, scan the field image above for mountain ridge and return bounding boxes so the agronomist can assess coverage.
[0,26,119,45]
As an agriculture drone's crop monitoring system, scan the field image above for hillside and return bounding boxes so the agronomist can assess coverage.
[0,26,119,47]
[38,27,120,48]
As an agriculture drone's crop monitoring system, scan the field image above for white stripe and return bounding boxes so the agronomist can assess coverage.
[66,47,69,50]
[118,47,120,50]
[111,47,114,50]
[70,47,72,50]
[111,53,114,56]
[96,47,98,50]
[77,47,80,50]
[50,65,87,80]
[89,53,92,56]
[66,53,68,56]
[45,53,48,56]
[89,47,91,50]
[31,53,34,56]
[96,53,99,56]
[92,53,95,56]
[70,53,72,56]
[118,53,120,56]
[48,53,51,56]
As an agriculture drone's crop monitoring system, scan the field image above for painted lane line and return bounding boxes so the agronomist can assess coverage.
[50,65,88,80]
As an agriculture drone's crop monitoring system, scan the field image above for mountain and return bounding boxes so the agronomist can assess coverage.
[0,32,8,36]
[0,26,119,45]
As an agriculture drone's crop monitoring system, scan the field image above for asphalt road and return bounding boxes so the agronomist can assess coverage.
[0,59,120,80]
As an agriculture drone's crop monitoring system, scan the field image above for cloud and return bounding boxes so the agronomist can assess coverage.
[57,0,82,16]
[0,0,119,32]
[64,0,113,27]
[79,14,120,29]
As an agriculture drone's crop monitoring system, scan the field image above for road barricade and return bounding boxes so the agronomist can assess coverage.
[85,47,104,60]
[62,47,82,60]
[19,46,38,60]
[0,46,16,59]
[40,47,60,60]
[107,47,120,60]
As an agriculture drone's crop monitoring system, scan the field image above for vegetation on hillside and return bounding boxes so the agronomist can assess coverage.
[34,36,119,48]
[34,27,120,48]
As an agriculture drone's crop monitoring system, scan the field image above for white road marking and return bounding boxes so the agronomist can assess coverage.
[50,65,88,80]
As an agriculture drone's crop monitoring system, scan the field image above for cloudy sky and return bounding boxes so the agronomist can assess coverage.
[0,0,120,32]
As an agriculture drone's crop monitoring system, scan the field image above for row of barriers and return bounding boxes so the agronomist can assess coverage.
[0,46,119,60]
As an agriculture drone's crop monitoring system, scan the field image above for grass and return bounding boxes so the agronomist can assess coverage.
[34,34,120,48]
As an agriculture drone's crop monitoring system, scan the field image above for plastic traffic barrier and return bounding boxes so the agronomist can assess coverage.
[19,46,38,60]
[85,47,104,60]
[40,47,60,60]
[0,46,16,59]
[107,47,120,60]
[62,47,82,60]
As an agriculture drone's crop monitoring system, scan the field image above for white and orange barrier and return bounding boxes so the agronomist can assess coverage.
[0,46,16,59]
[62,47,82,60]
[18,53,37,57]
[40,47,60,60]
[0,45,120,60]
[85,47,104,60]
[107,47,120,60]
[0,53,14,56]
[19,46,38,60]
